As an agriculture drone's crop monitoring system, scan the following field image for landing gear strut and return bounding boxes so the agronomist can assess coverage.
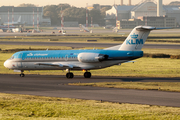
[84,71,91,78]
[20,70,25,77]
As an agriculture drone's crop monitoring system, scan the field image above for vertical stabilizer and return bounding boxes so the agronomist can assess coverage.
[119,26,156,51]
[104,26,171,51]
[17,16,21,23]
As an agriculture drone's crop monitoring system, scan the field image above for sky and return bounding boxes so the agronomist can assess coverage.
[1,0,178,7]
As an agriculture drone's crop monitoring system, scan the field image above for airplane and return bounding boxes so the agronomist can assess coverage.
[79,24,90,32]
[3,16,25,27]
[104,25,114,29]
[0,25,16,32]
[113,27,119,33]
[4,26,169,79]
[58,27,66,34]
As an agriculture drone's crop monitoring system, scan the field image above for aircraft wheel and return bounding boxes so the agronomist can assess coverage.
[20,73,25,77]
[84,72,91,78]
[66,72,74,79]
[70,73,74,78]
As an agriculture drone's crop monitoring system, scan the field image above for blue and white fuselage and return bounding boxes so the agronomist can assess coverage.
[4,50,143,70]
[4,26,169,78]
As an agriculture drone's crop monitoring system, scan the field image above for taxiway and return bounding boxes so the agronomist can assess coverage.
[0,74,180,107]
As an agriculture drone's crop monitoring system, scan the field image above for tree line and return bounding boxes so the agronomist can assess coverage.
[18,3,112,26]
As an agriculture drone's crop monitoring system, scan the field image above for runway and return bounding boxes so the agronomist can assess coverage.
[0,74,180,107]
[0,41,180,49]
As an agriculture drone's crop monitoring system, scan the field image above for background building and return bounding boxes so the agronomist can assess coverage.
[105,5,135,26]
[119,16,176,29]
[64,21,79,27]
[0,6,51,26]
[106,0,180,28]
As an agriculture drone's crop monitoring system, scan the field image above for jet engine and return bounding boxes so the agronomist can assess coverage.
[78,53,108,63]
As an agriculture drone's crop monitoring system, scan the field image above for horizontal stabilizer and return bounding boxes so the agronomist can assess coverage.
[136,26,172,31]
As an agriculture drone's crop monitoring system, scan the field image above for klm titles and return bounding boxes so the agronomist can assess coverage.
[126,33,143,45]
[126,39,143,45]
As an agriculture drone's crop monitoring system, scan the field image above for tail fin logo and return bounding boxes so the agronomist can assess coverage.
[126,39,143,45]
[131,33,138,39]
[126,33,143,45]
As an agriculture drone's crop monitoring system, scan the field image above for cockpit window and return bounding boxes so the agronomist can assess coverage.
[10,56,14,59]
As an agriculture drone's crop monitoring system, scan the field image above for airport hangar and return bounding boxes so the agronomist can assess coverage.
[106,0,180,28]
[0,6,51,26]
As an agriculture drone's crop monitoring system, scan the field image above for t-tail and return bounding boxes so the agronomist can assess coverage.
[119,26,171,51]
[17,16,21,23]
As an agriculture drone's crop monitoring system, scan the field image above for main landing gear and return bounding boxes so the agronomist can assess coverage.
[66,72,74,79]
[66,69,91,79]
[84,71,91,78]
[66,69,74,79]
[20,70,25,77]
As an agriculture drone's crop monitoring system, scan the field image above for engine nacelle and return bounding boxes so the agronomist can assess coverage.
[78,53,108,63]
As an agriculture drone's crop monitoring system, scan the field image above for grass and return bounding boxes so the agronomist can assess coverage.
[0,93,180,120]
[69,82,180,92]
[0,44,73,51]
[142,48,180,55]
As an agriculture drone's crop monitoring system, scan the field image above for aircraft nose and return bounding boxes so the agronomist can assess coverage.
[4,60,10,68]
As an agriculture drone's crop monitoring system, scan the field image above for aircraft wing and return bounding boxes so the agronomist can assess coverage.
[34,63,80,69]
[124,61,136,63]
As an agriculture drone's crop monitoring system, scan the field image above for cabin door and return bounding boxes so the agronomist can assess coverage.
[16,53,23,68]
[65,54,68,61]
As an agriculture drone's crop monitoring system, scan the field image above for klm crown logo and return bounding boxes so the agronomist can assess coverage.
[131,33,138,39]
[126,33,144,45]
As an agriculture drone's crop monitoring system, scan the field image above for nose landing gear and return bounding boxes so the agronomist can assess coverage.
[20,70,25,77]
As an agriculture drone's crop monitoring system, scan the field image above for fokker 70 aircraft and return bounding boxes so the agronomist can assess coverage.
[4,26,168,78]
[3,16,24,27]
